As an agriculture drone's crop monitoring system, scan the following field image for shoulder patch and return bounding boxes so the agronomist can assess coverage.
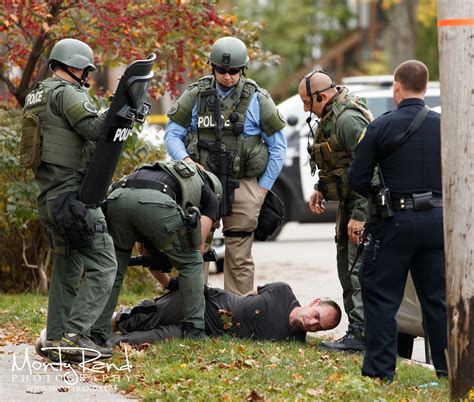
[168,102,179,116]
[83,101,97,114]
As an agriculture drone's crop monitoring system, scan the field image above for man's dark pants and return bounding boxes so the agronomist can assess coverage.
[359,208,447,381]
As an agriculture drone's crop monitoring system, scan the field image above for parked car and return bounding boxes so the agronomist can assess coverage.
[271,76,441,239]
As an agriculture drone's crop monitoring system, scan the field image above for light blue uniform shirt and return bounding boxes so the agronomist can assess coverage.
[165,84,287,190]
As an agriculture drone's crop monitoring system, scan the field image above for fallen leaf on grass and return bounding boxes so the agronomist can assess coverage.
[243,358,254,368]
[320,354,330,361]
[0,309,10,314]
[246,389,264,401]
[122,384,136,395]
[326,373,343,383]
[307,388,324,397]
[293,373,303,381]
[270,355,280,364]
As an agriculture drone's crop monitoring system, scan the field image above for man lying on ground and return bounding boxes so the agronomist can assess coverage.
[109,281,341,345]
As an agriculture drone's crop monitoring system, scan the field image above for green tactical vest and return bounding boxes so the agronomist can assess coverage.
[142,160,205,210]
[309,87,373,201]
[168,75,285,179]
[20,78,93,171]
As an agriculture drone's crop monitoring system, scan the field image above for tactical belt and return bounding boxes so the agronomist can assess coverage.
[113,179,176,200]
[392,197,443,211]
[53,223,108,254]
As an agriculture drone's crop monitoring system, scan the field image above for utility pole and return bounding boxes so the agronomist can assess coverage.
[437,1,474,399]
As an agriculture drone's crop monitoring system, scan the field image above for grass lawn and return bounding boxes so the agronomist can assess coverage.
[0,291,449,400]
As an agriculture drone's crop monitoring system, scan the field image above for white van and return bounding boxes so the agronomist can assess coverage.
[271,77,441,238]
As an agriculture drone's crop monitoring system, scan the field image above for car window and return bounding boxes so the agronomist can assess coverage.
[365,97,395,118]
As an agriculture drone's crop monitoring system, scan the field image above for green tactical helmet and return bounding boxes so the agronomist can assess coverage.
[203,171,223,204]
[48,38,96,71]
[209,37,250,69]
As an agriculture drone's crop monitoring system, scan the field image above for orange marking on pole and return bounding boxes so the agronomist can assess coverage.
[437,18,474,27]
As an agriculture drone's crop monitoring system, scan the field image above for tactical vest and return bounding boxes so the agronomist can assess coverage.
[309,87,373,201]
[20,78,89,170]
[139,160,206,210]
[169,76,284,179]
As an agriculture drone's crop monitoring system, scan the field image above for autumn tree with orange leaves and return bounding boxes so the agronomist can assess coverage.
[0,0,272,293]
[0,0,273,107]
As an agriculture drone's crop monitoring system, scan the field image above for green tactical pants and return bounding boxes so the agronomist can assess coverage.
[90,187,205,341]
[335,198,364,329]
[40,199,117,341]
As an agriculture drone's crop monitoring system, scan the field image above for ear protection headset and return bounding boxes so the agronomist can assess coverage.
[304,69,336,103]
[304,70,336,168]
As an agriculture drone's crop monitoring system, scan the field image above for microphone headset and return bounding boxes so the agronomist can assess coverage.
[304,70,336,171]
[304,69,336,103]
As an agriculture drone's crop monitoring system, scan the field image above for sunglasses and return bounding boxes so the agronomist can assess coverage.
[213,65,241,75]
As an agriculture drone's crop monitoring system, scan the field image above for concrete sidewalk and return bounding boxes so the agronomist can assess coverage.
[0,340,130,401]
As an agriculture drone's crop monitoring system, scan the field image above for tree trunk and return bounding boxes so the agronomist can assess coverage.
[437,1,474,398]
[37,248,51,295]
[384,0,419,71]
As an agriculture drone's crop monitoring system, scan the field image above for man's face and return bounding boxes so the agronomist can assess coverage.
[290,304,335,332]
[214,66,241,89]
[298,89,325,118]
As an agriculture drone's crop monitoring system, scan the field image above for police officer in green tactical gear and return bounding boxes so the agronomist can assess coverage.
[165,36,287,295]
[88,160,221,341]
[298,71,372,352]
[21,38,117,361]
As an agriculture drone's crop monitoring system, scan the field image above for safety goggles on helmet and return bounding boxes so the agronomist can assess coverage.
[213,65,241,76]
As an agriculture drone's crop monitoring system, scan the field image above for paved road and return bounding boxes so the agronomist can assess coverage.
[208,222,429,363]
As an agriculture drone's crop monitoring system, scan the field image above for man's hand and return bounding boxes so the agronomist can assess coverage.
[183,156,205,171]
[258,187,268,200]
[309,190,325,214]
[348,219,365,245]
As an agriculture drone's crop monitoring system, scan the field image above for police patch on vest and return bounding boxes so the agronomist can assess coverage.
[25,89,46,107]
[168,102,179,116]
[197,114,231,128]
[105,126,132,143]
[83,101,97,114]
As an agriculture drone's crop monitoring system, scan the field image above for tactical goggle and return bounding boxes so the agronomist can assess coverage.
[213,65,242,75]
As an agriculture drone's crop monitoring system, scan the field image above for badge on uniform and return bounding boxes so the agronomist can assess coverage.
[168,102,179,116]
[83,101,97,114]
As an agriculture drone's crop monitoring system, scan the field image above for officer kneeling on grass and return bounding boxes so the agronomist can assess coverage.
[88,160,222,341]
[23,38,117,362]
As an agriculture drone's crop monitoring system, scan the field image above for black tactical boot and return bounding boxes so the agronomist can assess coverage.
[60,333,113,359]
[320,326,365,352]
[182,325,208,340]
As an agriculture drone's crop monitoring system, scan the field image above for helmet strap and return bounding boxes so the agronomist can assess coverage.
[61,64,90,88]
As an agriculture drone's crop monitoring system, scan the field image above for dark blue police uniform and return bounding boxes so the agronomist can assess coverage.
[348,98,448,381]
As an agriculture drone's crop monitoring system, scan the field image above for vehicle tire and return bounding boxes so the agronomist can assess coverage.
[397,332,415,359]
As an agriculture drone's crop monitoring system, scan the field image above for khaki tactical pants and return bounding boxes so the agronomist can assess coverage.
[222,177,265,295]
[91,188,205,340]
[41,202,117,340]
[335,198,364,329]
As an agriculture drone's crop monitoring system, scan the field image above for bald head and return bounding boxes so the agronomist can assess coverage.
[298,71,338,118]
[298,72,337,96]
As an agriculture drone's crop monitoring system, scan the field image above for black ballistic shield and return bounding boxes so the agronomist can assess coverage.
[79,53,156,205]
